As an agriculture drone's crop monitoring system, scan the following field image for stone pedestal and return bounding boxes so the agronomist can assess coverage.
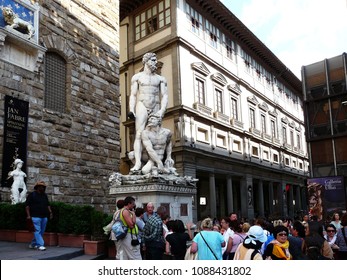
[109,172,197,224]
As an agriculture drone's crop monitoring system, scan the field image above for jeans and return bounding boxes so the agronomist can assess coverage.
[31,217,48,247]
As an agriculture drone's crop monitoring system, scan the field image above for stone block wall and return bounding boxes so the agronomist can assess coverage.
[0,0,120,213]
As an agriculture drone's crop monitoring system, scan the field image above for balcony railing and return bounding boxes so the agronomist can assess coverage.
[230,118,244,129]
[193,102,212,116]
[249,127,261,136]
[213,111,229,123]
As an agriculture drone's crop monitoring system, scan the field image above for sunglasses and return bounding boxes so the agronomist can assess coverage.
[327,230,335,233]
[278,233,287,236]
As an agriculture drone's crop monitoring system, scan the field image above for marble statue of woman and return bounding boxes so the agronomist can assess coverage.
[8,158,27,204]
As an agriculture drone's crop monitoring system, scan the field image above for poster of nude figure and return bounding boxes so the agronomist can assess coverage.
[307,176,346,220]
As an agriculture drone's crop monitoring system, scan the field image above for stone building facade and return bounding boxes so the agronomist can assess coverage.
[0,0,119,212]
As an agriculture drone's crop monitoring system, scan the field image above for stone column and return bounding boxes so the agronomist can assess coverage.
[226,175,233,214]
[209,173,217,219]
[269,181,274,215]
[288,184,294,218]
[295,185,302,213]
[240,177,248,219]
[241,175,254,219]
[301,186,308,213]
[258,180,265,217]
[278,181,287,217]
[274,182,281,215]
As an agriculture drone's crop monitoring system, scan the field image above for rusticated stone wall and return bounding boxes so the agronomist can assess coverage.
[0,0,120,213]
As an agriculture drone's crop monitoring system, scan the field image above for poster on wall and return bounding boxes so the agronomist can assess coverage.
[307,176,346,220]
[1,95,29,188]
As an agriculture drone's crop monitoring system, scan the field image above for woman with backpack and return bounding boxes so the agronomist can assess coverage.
[304,221,333,260]
[233,225,267,260]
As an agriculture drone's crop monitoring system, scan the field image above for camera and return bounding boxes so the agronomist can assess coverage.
[131,239,140,246]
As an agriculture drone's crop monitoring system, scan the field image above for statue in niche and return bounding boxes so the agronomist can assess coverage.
[128,52,168,173]
[248,185,253,206]
[2,6,35,39]
[8,158,27,204]
[171,196,180,219]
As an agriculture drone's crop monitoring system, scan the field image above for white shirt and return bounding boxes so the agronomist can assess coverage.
[222,228,235,254]
[331,221,341,230]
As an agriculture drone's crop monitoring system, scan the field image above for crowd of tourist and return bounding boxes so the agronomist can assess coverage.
[106,196,347,260]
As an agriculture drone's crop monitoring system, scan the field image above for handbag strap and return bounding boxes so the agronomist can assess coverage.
[200,232,218,260]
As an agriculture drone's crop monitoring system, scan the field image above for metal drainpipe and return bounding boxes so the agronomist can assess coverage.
[124,72,128,154]
[325,59,338,175]
[302,66,313,177]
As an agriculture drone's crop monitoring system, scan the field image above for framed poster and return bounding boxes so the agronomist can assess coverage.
[1,95,28,187]
[307,176,346,220]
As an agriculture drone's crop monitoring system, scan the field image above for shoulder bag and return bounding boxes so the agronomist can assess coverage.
[184,245,198,260]
[112,209,128,241]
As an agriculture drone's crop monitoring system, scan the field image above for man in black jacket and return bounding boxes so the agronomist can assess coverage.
[25,181,52,251]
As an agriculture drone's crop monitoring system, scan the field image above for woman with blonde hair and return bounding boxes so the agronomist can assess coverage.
[191,218,225,260]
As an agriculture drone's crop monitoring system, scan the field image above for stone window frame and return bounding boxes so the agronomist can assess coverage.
[194,75,206,106]
[214,86,224,114]
[41,35,76,114]
[228,84,241,121]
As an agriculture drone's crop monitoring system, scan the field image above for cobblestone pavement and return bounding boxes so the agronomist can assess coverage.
[0,241,88,260]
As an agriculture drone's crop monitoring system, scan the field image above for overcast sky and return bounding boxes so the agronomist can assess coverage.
[221,0,347,79]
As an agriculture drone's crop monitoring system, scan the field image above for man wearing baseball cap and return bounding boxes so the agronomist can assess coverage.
[25,181,53,251]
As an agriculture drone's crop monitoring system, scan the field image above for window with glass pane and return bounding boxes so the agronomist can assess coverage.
[205,20,219,48]
[254,60,261,75]
[186,3,202,36]
[215,88,223,113]
[261,114,266,133]
[290,130,294,146]
[264,69,272,85]
[44,52,66,113]
[282,126,287,144]
[231,98,238,120]
[271,120,276,138]
[224,36,233,59]
[297,133,301,149]
[195,78,205,105]
[135,1,170,40]
[249,108,255,128]
[242,50,251,65]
